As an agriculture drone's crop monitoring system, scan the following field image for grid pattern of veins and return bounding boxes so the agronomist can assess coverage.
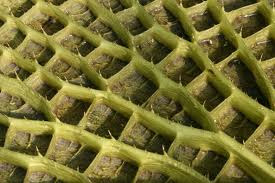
[0,0,274,182]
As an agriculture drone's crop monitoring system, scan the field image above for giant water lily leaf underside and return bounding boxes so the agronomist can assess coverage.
[0,0,274,182]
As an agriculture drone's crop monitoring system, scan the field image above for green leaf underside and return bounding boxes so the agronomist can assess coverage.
[0,0,274,183]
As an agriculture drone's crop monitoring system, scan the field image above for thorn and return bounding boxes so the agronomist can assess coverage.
[9,7,14,17]
[10,165,16,175]
[221,0,225,9]
[98,70,102,77]
[150,56,154,64]
[14,71,21,81]
[40,25,47,36]
[162,145,168,156]
[64,76,69,82]
[179,0,183,7]
[76,47,82,57]
[95,29,101,36]
[108,130,115,140]
[5,42,11,49]
[259,53,264,62]
[202,100,206,108]
[36,146,43,157]
[32,51,37,61]
[179,74,182,84]
[34,58,39,65]
[209,39,213,45]
[239,26,243,37]
[108,1,112,12]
